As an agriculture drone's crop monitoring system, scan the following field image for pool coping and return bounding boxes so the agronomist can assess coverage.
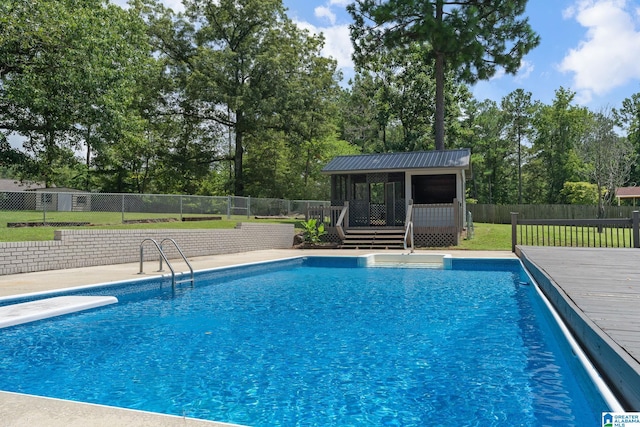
[0,248,524,427]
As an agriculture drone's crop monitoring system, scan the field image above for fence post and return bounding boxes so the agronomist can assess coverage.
[511,212,519,253]
[179,195,183,221]
[226,196,231,219]
[247,196,251,218]
[633,211,640,248]
[42,192,47,224]
[121,194,125,223]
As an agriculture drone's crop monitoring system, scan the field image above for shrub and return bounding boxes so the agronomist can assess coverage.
[300,219,326,244]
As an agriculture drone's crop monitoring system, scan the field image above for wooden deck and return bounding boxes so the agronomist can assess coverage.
[517,246,640,410]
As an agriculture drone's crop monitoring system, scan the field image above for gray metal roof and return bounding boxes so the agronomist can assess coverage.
[321,149,471,174]
[0,179,47,191]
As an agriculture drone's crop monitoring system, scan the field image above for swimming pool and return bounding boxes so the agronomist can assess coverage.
[0,256,618,426]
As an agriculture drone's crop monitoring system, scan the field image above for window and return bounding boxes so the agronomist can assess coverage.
[412,174,456,204]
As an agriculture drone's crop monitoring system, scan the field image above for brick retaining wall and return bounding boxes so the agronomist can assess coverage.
[0,223,295,275]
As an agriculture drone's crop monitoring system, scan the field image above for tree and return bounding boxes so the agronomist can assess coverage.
[616,93,640,186]
[577,108,635,216]
[339,75,383,153]
[501,89,533,204]
[0,0,152,189]
[0,137,30,173]
[344,43,470,153]
[560,181,598,205]
[467,100,513,204]
[348,0,540,150]
[145,0,343,196]
[530,88,589,203]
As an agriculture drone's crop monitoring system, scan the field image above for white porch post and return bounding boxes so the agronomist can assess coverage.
[404,171,412,212]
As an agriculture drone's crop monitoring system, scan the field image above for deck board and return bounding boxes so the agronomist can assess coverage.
[518,246,640,410]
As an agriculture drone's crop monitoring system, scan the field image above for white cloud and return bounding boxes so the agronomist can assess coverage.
[490,68,506,81]
[295,21,354,73]
[560,0,640,101]
[514,60,534,82]
[163,0,185,12]
[315,6,336,25]
[329,0,351,6]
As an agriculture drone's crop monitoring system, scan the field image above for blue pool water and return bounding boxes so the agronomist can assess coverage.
[0,257,609,426]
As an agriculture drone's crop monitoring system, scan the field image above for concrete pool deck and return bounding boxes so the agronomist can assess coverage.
[0,248,514,427]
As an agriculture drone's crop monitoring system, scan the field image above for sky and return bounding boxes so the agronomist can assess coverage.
[281,0,640,109]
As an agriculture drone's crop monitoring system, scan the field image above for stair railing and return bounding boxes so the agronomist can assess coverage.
[404,200,414,253]
[336,201,349,240]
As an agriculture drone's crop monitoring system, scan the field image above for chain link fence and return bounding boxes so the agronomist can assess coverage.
[0,190,329,225]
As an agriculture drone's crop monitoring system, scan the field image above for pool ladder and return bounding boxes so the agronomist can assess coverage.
[139,238,194,287]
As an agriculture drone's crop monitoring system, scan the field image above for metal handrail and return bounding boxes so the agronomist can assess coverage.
[139,238,194,287]
[404,201,414,253]
[160,238,194,286]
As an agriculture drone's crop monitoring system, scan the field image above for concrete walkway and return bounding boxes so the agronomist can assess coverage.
[0,248,514,427]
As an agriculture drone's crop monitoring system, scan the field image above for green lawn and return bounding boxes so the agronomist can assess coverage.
[1,209,512,250]
[0,210,302,242]
[456,223,512,251]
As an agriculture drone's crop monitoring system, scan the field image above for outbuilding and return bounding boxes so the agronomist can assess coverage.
[311,149,471,248]
[33,187,92,212]
[616,187,640,206]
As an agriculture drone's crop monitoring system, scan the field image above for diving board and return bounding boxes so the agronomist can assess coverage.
[0,296,118,328]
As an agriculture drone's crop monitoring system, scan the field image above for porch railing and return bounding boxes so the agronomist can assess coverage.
[412,203,457,227]
[511,211,640,252]
[307,205,346,228]
[307,200,463,246]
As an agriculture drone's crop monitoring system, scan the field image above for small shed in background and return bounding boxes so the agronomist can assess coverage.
[33,187,92,212]
[0,181,93,212]
[310,149,471,248]
[616,187,640,206]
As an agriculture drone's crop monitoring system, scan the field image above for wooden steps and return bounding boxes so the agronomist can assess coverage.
[341,228,406,249]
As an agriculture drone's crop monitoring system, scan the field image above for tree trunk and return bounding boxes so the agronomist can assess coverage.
[85,127,92,191]
[44,128,55,188]
[434,1,445,151]
[382,124,387,152]
[234,110,244,196]
[517,130,522,204]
